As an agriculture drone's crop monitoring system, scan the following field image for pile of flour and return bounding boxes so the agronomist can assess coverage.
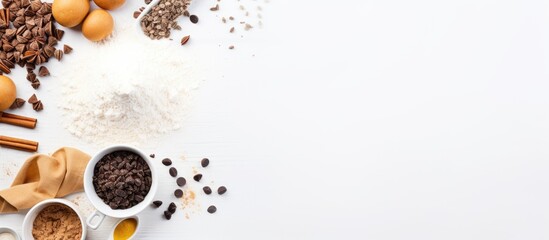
[59,25,203,146]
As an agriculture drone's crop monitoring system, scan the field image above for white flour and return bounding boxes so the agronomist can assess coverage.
[59,25,203,146]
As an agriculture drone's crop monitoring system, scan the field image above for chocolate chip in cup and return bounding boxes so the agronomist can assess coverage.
[92,150,152,210]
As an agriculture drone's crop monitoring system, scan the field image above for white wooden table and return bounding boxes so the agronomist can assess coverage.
[2,0,549,239]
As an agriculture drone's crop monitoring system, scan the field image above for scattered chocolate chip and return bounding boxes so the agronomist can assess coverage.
[38,66,49,77]
[176,177,186,187]
[174,189,183,198]
[32,100,43,111]
[92,151,152,210]
[54,49,63,61]
[133,10,141,19]
[152,200,163,208]
[28,94,38,104]
[169,167,177,177]
[210,4,219,11]
[9,98,25,109]
[218,186,227,195]
[193,174,202,182]
[162,158,172,166]
[230,27,234,33]
[190,15,199,24]
[228,45,234,50]
[168,202,176,213]
[26,72,36,82]
[207,205,217,214]
[63,45,73,54]
[201,158,209,168]
[31,80,40,89]
[203,186,212,195]
[164,211,172,220]
[150,153,155,158]
[180,35,190,45]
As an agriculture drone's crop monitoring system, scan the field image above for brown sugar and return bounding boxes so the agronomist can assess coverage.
[32,204,82,240]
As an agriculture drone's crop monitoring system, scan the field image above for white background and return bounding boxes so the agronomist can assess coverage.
[2,0,549,239]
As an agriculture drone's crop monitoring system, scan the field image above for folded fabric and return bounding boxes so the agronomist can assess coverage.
[0,147,90,213]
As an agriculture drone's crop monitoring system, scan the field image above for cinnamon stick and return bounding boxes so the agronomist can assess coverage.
[0,135,39,152]
[0,112,37,129]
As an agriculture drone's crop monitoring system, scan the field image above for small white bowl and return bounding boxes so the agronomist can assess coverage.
[84,145,158,229]
[0,226,20,240]
[107,216,141,240]
[22,199,86,240]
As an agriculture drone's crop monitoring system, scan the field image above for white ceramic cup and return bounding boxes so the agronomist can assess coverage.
[22,199,87,240]
[0,226,20,240]
[83,145,158,230]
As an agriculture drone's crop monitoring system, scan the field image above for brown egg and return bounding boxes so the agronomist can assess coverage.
[94,0,125,10]
[0,76,16,111]
[82,10,114,42]
[52,0,90,27]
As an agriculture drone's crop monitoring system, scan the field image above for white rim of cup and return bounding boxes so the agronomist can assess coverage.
[0,226,20,240]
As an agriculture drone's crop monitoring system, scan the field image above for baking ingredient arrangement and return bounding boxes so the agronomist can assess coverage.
[0,0,268,238]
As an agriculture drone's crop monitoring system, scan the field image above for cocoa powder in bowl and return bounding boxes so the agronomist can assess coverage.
[92,150,152,209]
[32,204,82,240]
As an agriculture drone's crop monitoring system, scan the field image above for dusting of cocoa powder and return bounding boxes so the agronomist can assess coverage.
[32,204,82,240]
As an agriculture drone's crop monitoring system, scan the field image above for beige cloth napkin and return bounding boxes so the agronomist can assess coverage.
[0,147,90,213]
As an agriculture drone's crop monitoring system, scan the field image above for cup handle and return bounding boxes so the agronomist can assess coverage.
[86,210,106,230]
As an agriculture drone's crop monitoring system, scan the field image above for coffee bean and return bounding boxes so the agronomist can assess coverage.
[152,200,162,208]
[168,202,177,213]
[150,154,155,158]
[203,186,212,195]
[164,211,172,220]
[207,205,217,214]
[193,174,202,182]
[190,15,199,24]
[169,167,177,177]
[201,158,209,167]
[176,177,186,187]
[162,158,172,166]
[174,189,183,198]
[218,186,227,195]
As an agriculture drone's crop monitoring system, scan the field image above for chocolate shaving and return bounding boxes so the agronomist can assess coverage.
[210,4,219,11]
